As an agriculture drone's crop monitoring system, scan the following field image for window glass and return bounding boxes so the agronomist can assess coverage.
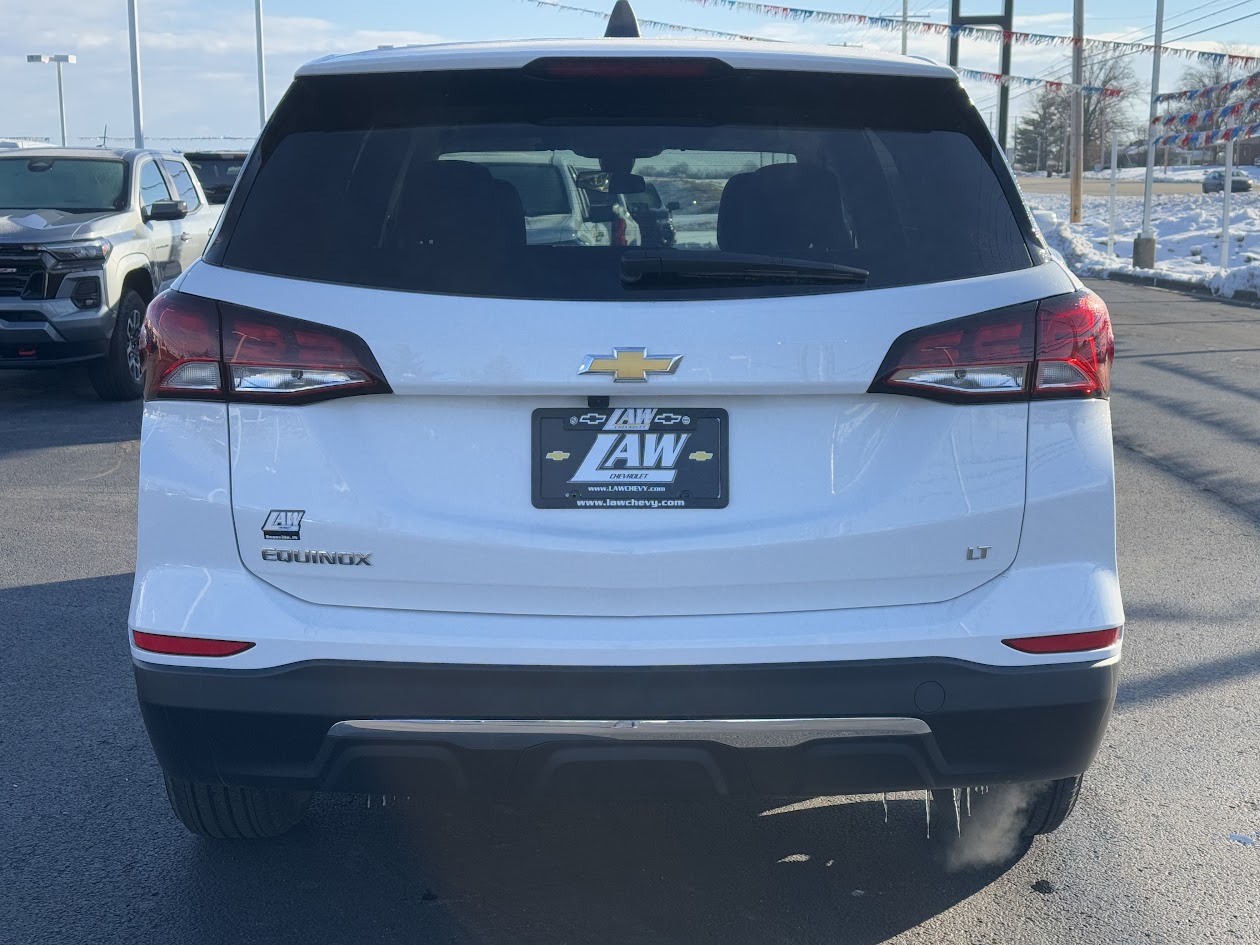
[0,158,126,212]
[163,160,201,210]
[220,70,1033,301]
[139,161,172,212]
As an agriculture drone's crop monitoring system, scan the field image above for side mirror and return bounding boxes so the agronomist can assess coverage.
[666,201,681,212]
[145,199,188,222]
[576,170,646,195]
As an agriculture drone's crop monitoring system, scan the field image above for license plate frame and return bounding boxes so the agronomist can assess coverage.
[532,406,728,509]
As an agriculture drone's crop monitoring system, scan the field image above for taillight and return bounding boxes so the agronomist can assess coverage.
[141,290,391,405]
[132,631,255,657]
[868,290,1113,404]
[1003,627,1121,654]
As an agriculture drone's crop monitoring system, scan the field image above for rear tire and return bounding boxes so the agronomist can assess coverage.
[1020,775,1082,836]
[163,774,311,839]
[88,288,146,401]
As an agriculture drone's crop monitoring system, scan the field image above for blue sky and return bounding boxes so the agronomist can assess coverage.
[4,0,1260,146]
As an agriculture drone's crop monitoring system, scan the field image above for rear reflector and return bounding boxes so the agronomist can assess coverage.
[869,289,1114,404]
[1002,627,1121,654]
[132,631,255,657]
[141,290,391,405]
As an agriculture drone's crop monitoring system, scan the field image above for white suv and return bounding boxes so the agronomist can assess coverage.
[130,32,1122,840]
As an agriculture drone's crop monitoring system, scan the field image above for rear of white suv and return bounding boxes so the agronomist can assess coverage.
[129,38,1122,840]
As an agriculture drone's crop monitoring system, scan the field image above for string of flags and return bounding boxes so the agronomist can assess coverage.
[1151,99,1260,129]
[957,68,1123,97]
[1153,122,1260,148]
[1155,72,1260,105]
[526,1,1124,97]
[677,0,1260,70]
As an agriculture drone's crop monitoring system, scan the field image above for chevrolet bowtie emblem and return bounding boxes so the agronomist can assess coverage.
[579,347,683,383]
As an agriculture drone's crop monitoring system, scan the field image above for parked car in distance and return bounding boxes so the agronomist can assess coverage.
[446,151,633,246]
[627,181,678,247]
[1203,169,1252,193]
[0,148,218,399]
[131,30,1121,842]
[185,150,247,205]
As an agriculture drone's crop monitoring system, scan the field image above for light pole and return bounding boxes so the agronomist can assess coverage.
[26,54,75,147]
[1135,0,1166,269]
[127,0,145,149]
[255,0,267,128]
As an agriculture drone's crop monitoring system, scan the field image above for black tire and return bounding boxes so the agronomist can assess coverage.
[88,287,146,401]
[1020,775,1082,837]
[163,774,311,839]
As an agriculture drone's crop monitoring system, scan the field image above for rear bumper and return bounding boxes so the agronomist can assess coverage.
[134,656,1118,797]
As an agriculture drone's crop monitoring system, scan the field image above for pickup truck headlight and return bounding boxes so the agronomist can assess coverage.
[35,238,113,265]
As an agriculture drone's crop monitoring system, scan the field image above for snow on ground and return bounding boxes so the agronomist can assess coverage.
[1026,189,1260,298]
[1019,164,1260,184]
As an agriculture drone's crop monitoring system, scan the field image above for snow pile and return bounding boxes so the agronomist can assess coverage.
[1024,189,1260,298]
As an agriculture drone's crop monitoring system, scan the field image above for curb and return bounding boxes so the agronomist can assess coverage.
[1088,270,1260,307]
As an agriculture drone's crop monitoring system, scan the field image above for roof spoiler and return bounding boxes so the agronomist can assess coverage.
[604,1,641,38]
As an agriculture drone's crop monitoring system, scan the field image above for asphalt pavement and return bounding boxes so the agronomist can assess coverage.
[2,280,1259,944]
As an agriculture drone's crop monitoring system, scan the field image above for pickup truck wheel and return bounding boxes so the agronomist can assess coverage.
[88,288,146,401]
[163,774,311,839]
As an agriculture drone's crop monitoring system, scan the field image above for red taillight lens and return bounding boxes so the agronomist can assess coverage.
[141,290,391,405]
[132,631,255,657]
[141,290,223,401]
[868,302,1037,403]
[1034,290,1114,399]
[1002,627,1122,654]
[868,290,1113,403]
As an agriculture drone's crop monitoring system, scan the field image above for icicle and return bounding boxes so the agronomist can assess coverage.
[882,793,889,824]
[367,794,372,808]
[953,788,962,837]
[923,790,932,839]
[382,795,388,808]
[966,787,972,817]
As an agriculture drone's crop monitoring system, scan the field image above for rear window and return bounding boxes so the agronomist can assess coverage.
[214,67,1034,300]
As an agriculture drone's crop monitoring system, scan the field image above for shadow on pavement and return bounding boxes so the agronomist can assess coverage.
[171,793,1022,945]
[0,367,141,452]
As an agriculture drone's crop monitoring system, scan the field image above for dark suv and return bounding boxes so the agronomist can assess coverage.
[185,151,247,205]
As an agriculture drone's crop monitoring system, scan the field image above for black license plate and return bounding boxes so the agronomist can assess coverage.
[532,407,728,509]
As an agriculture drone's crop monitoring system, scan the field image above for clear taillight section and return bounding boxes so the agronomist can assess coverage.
[141,290,391,404]
[869,290,1114,404]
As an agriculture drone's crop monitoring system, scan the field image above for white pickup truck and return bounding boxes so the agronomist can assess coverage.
[0,148,219,399]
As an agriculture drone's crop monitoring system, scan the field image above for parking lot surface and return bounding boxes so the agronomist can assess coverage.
[2,280,1259,944]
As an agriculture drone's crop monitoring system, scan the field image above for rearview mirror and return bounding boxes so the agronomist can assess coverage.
[666,201,681,212]
[576,170,646,195]
[145,199,188,222]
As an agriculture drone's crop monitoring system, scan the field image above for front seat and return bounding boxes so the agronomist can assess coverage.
[717,163,852,259]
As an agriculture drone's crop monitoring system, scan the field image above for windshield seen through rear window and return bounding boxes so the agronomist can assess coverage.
[214,67,1035,300]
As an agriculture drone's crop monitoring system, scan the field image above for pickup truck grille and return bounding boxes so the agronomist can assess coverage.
[0,254,49,300]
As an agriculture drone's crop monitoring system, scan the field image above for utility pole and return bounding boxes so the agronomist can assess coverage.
[126,0,144,148]
[255,0,267,128]
[1070,0,1084,223]
[1135,0,1166,269]
[901,0,909,54]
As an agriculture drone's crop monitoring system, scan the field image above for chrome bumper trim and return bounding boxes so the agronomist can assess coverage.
[328,717,930,748]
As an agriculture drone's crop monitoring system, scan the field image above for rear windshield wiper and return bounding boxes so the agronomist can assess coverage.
[621,249,868,286]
